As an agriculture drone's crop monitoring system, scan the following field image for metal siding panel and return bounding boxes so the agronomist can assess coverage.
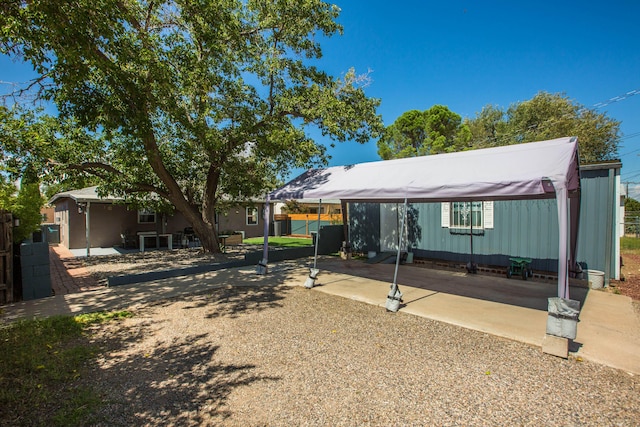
[348,203,380,253]
[348,169,616,276]
[576,171,611,274]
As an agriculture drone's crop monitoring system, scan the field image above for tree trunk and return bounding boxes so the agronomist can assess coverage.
[195,221,220,253]
[183,208,220,253]
[139,129,223,253]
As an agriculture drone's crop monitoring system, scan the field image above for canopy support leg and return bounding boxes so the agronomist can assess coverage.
[305,199,322,288]
[386,198,407,312]
[555,187,570,299]
[257,195,270,275]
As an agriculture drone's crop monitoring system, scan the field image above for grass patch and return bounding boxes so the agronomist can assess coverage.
[621,236,640,251]
[244,236,313,247]
[0,311,132,426]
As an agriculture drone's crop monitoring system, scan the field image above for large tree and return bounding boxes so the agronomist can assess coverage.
[0,0,383,252]
[377,105,470,159]
[465,92,621,162]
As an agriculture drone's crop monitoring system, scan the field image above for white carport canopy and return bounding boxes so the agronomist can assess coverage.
[265,136,581,299]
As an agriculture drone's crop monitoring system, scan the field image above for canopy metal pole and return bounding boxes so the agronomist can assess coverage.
[85,202,91,257]
[257,195,270,275]
[386,198,407,312]
[313,199,322,270]
[305,199,322,288]
[556,187,570,299]
[467,202,477,274]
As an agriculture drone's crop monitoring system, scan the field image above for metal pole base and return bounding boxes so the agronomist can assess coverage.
[385,285,403,312]
[304,268,319,288]
[256,259,268,275]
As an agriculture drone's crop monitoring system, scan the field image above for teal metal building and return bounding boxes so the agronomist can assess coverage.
[348,162,622,283]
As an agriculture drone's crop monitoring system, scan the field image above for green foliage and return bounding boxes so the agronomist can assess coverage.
[0,175,17,211]
[0,0,383,252]
[623,197,640,236]
[624,197,640,214]
[377,105,470,159]
[621,236,640,251]
[465,92,620,162]
[74,310,133,325]
[0,173,44,243]
[281,199,310,214]
[0,311,131,426]
[12,181,45,243]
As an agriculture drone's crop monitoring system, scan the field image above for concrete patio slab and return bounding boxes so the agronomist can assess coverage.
[3,255,639,375]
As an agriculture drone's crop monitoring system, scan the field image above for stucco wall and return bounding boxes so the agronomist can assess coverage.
[53,197,270,248]
[217,205,266,238]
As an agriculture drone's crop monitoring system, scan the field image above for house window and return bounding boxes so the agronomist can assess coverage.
[138,210,156,224]
[246,207,258,225]
[442,201,494,230]
[309,207,325,214]
[452,201,483,229]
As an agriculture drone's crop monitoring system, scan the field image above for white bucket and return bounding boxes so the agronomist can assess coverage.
[586,270,605,289]
[367,251,377,259]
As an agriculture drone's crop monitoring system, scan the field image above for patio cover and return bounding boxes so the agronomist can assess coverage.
[266,136,581,298]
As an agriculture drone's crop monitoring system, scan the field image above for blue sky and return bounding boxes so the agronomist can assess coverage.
[313,1,640,194]
[1,1,639,194]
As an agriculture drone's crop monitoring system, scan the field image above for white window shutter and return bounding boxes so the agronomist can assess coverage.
[441,202,450,228]
[483,201,494,229]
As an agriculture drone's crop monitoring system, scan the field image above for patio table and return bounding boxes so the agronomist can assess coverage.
[138,232,173,252]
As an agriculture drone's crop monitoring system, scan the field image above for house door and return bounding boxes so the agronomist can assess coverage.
[380,203,407,253]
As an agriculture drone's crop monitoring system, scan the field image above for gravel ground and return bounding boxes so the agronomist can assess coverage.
[81,247,258,285]
[79,284,639,426]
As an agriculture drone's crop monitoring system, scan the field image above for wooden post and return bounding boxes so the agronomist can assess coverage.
[0,211,14,303]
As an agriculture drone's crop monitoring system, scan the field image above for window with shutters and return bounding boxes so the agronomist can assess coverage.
[441,201,493,230]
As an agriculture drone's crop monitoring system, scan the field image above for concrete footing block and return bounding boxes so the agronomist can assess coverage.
[542,334,569,359]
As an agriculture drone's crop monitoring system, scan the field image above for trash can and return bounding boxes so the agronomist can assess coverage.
[546,297,580,339]
[586,269,605,289]
[43,224,60,244]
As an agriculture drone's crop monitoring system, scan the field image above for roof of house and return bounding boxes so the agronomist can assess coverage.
[48,186,123,204]
[49,186,269,206]
[273,198,342,205]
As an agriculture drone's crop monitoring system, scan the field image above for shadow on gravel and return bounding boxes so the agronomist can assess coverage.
[91,324,281,424]
[88,287,286,425]
[203,285,293,319]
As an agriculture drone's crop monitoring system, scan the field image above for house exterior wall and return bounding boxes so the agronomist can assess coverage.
[347,163,621,281]
[164,213,191,234]
[54,199,187,249]
[40,206,55,224]
[576,165,621,280]
[217,204,268,238]
[410,199,560,272]
[347,203,381,253]
[53,200,70,248]
[63,202,141,249]
[349,200,560,271]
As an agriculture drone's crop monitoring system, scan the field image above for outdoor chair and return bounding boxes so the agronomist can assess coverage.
[183,227,200,248]
[120,232,137,249]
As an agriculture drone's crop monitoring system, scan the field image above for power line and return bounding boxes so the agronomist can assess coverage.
[615,132,640,158]
[591,89,640,110]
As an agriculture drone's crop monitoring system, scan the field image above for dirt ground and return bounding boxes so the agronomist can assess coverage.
[612,250,640,301]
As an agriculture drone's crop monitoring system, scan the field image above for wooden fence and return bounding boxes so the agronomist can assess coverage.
[285,214,343,237]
